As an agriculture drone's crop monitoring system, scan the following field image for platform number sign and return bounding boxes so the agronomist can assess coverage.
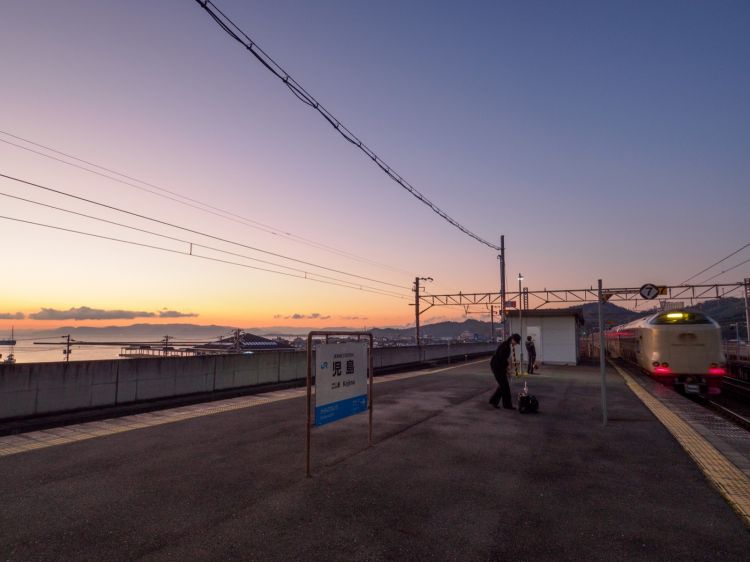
[315,342,368,426]
[639,283,660,300]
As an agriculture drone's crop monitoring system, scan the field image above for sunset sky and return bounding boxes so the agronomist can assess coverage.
[1,0,748,332]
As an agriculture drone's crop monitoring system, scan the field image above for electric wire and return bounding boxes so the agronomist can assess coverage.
[0,172,410,291]
[0,190,407,295]
[0,214,409,300]
[680,242,750,284]
[0,133,409,274]
[193,0,501,251]
[698,256,750,284]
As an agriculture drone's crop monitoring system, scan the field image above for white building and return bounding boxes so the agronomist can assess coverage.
[505,310,583,366]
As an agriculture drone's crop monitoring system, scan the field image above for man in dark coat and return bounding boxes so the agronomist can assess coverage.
[489,333,521,409]
[525,335,537,374]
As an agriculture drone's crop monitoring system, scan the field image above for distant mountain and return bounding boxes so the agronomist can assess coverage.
[13,297,745,342]
[576,297,746,335]
[23,324,237,341]
[577,302,650,332]
[369,319,494,340]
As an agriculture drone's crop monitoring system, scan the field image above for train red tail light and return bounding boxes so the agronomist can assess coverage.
[708,367,726,376]
[653,365,671,375]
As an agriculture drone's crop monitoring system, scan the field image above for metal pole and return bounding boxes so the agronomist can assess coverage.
[744,278,750,343]
[598,279,607,426]
[500,235,506,339]
[414,276,420,346]
[518,275,524,370]
[368,334,373,447]
[490,305,495,342]
[306,333,313,478]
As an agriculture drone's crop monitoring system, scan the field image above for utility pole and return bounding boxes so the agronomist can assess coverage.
[744,278,750,343]
[63,334,71,362]
[233,328,242,352]
[163,335,171,356]
[413,276,433,346]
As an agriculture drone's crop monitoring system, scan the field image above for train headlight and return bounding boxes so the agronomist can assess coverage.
[661,362,669,368]
[652,361,660,367]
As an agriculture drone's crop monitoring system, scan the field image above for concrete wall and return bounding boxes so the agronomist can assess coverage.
[0,343,494,421]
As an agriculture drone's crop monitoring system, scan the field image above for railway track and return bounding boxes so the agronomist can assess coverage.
[616,361,750,431]
[706,377,750,430]
[721,376,750,401]
[706,399,750,431]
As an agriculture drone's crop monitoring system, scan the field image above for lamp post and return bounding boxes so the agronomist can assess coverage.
[518,273,524,370]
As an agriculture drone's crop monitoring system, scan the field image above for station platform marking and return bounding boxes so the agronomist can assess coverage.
[612,362,750,527]
[0,359,487,459]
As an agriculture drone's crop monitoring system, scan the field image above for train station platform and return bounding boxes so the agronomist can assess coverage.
[0,361,748,560]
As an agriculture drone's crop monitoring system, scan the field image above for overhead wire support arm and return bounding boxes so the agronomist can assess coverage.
[414,283,746,315]
[193,0,500,252]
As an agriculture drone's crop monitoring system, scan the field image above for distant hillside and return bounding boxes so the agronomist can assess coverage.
[577,297,746,335]
[24,324,236,341]
[370,319,494,340]
[577,302,650,332]
[14,297,745,342]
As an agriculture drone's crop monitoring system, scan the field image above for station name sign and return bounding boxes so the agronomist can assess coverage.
[315,342,368,426]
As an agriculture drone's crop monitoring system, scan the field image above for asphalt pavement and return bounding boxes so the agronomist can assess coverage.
[0,361,748,561]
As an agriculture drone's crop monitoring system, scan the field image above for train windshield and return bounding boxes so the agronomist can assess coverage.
[650,311,712,325]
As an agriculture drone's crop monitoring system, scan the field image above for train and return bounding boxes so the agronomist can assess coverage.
[606,310,726,396]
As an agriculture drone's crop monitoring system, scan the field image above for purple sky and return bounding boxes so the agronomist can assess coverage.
[1,0,748,329]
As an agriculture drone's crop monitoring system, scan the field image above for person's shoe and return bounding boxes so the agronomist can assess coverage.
[503,405,516,410]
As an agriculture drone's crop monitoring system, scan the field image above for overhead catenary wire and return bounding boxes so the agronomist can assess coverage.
[0,132,410,274]
[680,242,750,284]
[193,0,501,252]
[698,256,750,284]
[0,214,410,300]
[0,172,411,292]
[0,190,408,296]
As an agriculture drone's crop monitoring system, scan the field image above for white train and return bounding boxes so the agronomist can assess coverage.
[606,310,726,396]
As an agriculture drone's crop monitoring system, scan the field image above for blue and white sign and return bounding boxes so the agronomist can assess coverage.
[315,342,368,426]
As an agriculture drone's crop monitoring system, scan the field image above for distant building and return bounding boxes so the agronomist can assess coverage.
[195,332,293,353]
[458,330,480,343]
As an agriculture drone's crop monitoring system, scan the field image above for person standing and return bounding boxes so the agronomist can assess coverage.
[525,335,537,374]
[489,333,521,409]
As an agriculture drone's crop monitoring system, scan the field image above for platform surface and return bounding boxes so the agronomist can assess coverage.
[0,361,748,561]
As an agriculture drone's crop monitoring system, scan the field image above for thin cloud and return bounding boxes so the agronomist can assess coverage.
[159,310,198,318]
[340,315,368,321]
[280,312,331,320]
[29,307,157,321]
[0,312,25,320]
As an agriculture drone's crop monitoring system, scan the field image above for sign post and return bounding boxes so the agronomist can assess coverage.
[306,331,374,477]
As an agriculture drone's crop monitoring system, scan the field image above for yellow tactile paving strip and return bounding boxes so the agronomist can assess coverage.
[0,359,484,459]
[612,362,750,527]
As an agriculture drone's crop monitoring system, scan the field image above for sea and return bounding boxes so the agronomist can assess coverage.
[2,326,304,364]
